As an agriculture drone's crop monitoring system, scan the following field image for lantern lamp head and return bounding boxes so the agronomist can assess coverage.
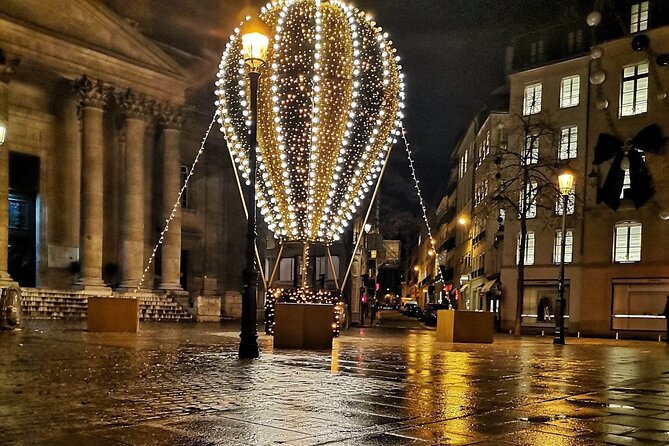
[558,170,575,196]
[241,17,270,71]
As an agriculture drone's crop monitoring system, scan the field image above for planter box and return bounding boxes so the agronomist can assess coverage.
[436,310,494,343]
[274,303,333,349]
[88,297,139,333]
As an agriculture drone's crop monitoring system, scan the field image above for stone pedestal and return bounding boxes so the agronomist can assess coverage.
[274,303,333,350]
[436,310,494,343]
[194,295,221,322]
[87,296,139,333]
[221,291,242,319]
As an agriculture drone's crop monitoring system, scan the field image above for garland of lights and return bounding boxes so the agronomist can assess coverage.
[264,287,344,336]
[216,0,403,245]
[133,112,218,294]
[401,127,436,253]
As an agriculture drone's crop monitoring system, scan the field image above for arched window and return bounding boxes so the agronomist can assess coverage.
[613,222,642,263]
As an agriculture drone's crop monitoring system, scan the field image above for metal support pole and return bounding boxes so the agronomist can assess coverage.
[267,244,284,289]
[554,193,568,345]
[326,246,340,290]
[239,71,261,359]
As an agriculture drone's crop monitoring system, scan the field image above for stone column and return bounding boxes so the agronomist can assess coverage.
[75,76,111,290]
[0,56,18,286]
[116,90,151,290]
[159,104,184,291]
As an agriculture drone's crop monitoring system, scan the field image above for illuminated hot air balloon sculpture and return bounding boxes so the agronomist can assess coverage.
[216,0,404,336]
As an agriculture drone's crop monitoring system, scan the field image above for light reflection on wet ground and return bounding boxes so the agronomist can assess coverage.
[1,318,669,445]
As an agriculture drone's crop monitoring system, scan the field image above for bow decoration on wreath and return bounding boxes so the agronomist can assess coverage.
[594,124,666,211]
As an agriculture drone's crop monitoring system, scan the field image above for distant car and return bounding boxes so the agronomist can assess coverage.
[403,301,421,317]
[419,303,451,326]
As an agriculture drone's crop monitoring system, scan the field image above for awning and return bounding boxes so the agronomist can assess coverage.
[481,279,499,293]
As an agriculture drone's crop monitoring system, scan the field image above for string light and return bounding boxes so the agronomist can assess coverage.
[132,112,218,295]
[401,127,436,252]
[217,0,402,245]
[264,287,343,336]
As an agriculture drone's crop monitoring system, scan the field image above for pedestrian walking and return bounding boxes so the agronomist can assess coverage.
[370,299,378,326]
[662,296,669,343]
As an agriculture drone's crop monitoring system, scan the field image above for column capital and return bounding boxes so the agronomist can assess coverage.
[116,89,154,121]
[0,51,20,84]
[74,76,112,110]
[158,103,184,130]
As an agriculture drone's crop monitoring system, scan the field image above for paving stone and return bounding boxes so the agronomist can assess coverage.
[1,320,669,445]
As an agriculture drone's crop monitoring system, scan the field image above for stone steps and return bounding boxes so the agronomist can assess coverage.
[19,288,193,322]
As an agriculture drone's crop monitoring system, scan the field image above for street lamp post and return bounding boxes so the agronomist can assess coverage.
[554,170,574,345]
[239,18,269,359]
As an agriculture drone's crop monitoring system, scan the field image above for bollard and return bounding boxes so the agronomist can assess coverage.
[509,329,513,334]
[577,331,580,338]
[615,332,619,340]
[659,335,663,343]
[541,330,544,336]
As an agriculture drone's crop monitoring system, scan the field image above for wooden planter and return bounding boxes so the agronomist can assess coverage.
[87,296,139,333]
[274,303,333,349]
[436,310,494,343]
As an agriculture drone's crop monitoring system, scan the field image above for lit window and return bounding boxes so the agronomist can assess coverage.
[620,167,631,199]
[523,83,542,115]
[523,135,539,164]
[517,231,535,265]
[630,1,649,33]
[475,180,489,206]
[613,222,642,263]
[620,62,649,117]
[559,126,578,159]
[519,181,538,219]
[556,189,576,215]
[485,131,491,156]
[560,75,580,108]
[554,229,574,264]
[180,165,190,208]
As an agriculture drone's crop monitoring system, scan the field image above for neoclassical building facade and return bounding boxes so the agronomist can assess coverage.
[0,0,246,318]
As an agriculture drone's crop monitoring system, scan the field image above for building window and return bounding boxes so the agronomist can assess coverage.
[613,222,642,263]
[555,189,575,215]
[180,165,191,208]
[517,231,535,265]
[523,83,542,115]
[620,167,632,199]
[519,181,538,219]
[315,256,339,281]
[530,40,545,64]
[459,147,469,179]
[485,131,491,156]
[559,126,578,159]
[567,30,583,54]
[474,180,489,206]
[630,1,649,33]
[523,135,539,164]
[560,75,580,108]
[554,229,574,264]
[279,258,295,281]
[620,62,649,117]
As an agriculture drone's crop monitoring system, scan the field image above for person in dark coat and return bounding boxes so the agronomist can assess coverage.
[662,296,669,343]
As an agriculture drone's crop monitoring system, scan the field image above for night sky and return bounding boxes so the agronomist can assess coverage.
[105,0,560,245]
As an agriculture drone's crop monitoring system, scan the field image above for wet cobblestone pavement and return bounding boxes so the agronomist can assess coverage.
[1,318,669,445]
